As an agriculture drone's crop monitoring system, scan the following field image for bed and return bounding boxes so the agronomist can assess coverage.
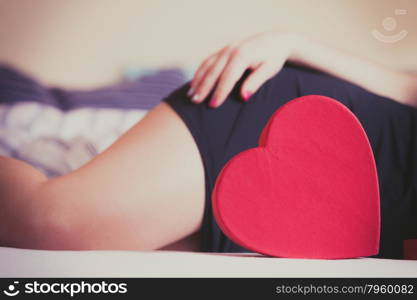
[1,247,417,277]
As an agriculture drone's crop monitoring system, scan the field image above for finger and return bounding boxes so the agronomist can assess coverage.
[188,54,217,98]
[192,52,230,103]
[209,55,248,108]
[240,63,279,101]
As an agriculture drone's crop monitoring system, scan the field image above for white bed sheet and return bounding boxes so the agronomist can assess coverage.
[1,247,417,278]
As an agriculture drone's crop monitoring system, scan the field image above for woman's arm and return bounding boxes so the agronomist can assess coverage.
[189,31,417,108]
[290,35,417,106]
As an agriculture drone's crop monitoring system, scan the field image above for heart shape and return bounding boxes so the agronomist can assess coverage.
[212,95,380,258]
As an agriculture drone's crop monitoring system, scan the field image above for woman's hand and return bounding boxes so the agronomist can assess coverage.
[188,31,297,108]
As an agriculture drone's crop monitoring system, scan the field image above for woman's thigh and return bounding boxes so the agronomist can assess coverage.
[42,102,205,250]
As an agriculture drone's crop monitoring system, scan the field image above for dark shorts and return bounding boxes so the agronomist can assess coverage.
[163,65,417,259]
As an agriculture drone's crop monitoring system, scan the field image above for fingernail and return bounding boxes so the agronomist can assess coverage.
[243,91,252,102]
[209,97,217,108]
[191,94,200,102]
[187,87,195,97]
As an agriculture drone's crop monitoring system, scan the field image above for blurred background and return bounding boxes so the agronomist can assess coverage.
[0,0,416,89]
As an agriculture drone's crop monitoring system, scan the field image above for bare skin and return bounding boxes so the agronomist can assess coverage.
[189,32,417,108]
[1,31,416,251]
[0,103,205,250]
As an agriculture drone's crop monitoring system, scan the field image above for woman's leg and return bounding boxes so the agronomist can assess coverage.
[0,102,205,250]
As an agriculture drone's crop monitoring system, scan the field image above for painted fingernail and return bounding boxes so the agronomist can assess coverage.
[191,94,200,102]
[187,87,195,97]
[243,91,253,102]
[209,97,217,108]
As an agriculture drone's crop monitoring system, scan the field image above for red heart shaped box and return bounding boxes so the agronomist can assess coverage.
[212,95,380,259]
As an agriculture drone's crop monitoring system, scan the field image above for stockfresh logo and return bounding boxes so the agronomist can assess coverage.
[3,281,20,297]
[2,280,127,297]
[371,9,408,43]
